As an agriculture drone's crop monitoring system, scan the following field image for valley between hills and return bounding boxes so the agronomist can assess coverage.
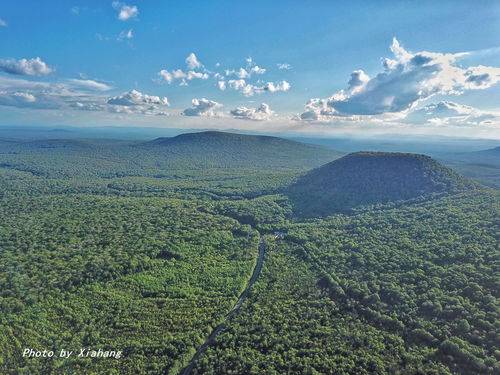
[0,131,498,375]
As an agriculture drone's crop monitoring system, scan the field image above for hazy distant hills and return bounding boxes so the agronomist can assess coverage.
[287,152,481,216]
[436,146,500,189]
[438,146,500,165]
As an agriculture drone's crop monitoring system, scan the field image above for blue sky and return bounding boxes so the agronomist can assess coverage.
[1,0,500,138]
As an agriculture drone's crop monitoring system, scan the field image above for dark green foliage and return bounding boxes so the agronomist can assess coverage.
[0,132,498,375]
[0,131,343,178]
[194,191,499,375]
[287,151,481,216]
[0,195,260,374]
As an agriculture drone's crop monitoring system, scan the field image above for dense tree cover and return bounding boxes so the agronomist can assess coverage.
[195,191,499,374]
[0,131,342,178]
[0,194,259,374]
[212,195,292,232]
[0,167,297,202]
[287,152,480,216]
[193,236,451,375]
[0,133,498,374]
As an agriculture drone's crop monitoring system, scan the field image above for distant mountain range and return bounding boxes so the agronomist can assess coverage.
[436,146,500,189]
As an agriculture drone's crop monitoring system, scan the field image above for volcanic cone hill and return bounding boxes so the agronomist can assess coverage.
[287,151,481,216]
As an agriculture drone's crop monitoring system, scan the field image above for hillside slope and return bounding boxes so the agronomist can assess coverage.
[0,131,344,177]
[136,131,344,169]
[287,151,480,216]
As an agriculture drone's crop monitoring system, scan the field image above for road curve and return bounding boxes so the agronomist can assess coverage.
[180,234,266,375]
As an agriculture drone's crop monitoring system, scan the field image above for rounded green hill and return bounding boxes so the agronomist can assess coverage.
[287,151,480,216]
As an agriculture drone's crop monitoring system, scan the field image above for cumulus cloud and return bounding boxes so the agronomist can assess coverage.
[107,89,169,106]
[226,79,255,96]
[0,76,170,116]
[296,98,338,121]
[183,98,222,117]
[225,67,250,79]
[220,79,291,97]
[67,79,112,91]
[403,101,497,126]
[186,53,202,70]
[225,66,266,79]
[216,81,225,90]
[0,91,37,107]
[297,38,500,121]
[277,63,292,70]
[112,2,138,21]
[157,69,209,84]
[157,53,209,86]
[70,89,170,115]
[0,57,53,76]
[230,103,274,121]
[0,76,70,109]
[0,18,7,27]
[70,102,106,111]
[155,54,290,94]
[251,65,266,75]
[264,80,290,92]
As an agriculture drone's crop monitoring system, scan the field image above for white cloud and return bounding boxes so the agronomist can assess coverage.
[107,89,169,106]
[277,63,292,70]
[0,76,170,116]
[70,7,80,15]
[0,91,37,107]
[67,79,113,91]
[225,66,266,79]
[156,53,208,86]
[403,101,497,126]
[227,79,255,96]
[183,98,223,117]
[0,76,69,109]
[157,70,173,84]
[225,67,250,79]
[297,38,500,120]
[263,80,290,92]
[186,53,202,70]
[217,81,226,90]
[117,29,133,41]
[112,2,138,21]
[221,79,291,97]
[0,57,53,76]
[251,66,266,75]
[70,102,106,111]
[157,68,208,85]
[0,18,7,27]
[296,97,338,121]
[230,103,275,121]
[186,71,209,80]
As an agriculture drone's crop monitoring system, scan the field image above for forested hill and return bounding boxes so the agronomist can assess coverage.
[137,131,344,168]
[287,151,481,216]
[0,131,344,177]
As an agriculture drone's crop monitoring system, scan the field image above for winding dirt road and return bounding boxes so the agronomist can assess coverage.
[180,234,266,375]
